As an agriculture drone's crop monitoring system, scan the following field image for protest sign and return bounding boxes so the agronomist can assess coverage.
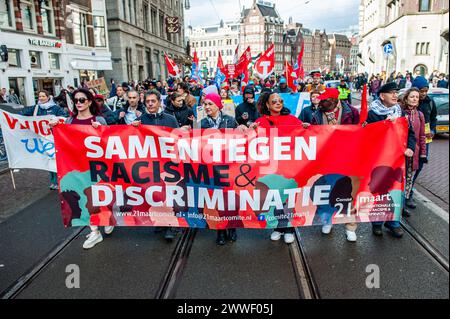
[86,77,110,96]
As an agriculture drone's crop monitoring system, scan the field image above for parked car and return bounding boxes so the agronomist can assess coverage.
[398,88,448,134]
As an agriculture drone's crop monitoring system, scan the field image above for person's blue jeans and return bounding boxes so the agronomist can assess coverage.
[372,220,400,228]
[49,172,57,185]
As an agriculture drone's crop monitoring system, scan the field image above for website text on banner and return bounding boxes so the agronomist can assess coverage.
[54,119,408,229]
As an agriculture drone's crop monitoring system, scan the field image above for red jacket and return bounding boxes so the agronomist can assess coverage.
[405,109,427,170]
[255,114,302,128]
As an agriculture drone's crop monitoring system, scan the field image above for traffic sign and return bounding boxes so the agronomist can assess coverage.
[383,43,394,55]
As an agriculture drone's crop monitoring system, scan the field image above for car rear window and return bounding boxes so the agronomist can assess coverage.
[430,94,449,116]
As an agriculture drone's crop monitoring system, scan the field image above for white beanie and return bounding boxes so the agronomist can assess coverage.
[202,85,219,96]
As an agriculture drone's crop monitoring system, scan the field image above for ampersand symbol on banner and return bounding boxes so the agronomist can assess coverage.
[235,164,256,187]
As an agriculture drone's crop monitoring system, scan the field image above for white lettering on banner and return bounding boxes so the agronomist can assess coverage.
[84,135,317,163]
[90,185,331,210]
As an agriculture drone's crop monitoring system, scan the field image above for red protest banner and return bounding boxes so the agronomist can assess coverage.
[254,44,275,80]
[54,120,408,229]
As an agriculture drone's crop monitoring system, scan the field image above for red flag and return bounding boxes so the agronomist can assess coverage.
[232,45,240,64]
[296,40,305,80]
[285,60,298,93]
[217,51,225,73]
[164,53,180,78]
[359,84,368,124]
[236,46,251,76]
[253,43,275,80]
[193,50,199,65]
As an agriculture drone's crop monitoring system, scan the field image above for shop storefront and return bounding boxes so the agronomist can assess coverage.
[0,34,67,106]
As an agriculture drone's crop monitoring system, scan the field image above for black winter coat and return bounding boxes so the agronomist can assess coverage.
[418,96,437,133]
[200,113,238,129]
[164,102,195,128]
[137,111,179,128]
[235,101,260,126]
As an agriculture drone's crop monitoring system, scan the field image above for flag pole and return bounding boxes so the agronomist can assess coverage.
[10,169,16,190]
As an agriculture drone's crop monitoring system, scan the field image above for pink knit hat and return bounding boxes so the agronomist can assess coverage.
[204,93,223,110]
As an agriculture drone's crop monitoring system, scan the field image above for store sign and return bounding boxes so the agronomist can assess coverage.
[28,39,62,48]
[166,16,180,33]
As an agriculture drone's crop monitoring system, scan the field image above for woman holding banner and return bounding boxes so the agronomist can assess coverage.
[252,91,304,245]
[200,93,247,246]
[400,88,427,217]
[21,90,67,191]
[49,88,114,249]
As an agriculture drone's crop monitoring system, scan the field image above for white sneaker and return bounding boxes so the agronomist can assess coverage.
[270,231,283,241]
[284,232,295,244]
[104,226,115,235]
[83,231,103,249]
[322,224,333,234]
[346,230,357,242]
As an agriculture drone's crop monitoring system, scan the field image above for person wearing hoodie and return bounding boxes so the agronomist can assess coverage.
[274,78,293,94]
[409,76,437,207]
[364,82,416,238]
[164,92,195,128]
[21,90,68,190]
[115,90,145,125]
[235,87,260,127]
[94,94,117,125]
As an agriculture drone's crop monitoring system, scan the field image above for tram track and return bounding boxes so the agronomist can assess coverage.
[400,220,449,272]
[0,226,86,299]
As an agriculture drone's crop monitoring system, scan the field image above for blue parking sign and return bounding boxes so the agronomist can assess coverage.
[383,43,394,55]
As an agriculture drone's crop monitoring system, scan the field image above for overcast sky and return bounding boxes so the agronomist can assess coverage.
[185,0,360,33]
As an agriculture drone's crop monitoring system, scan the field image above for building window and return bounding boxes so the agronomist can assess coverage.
[128,0,133,24]
[126,47,133,80]
[416,42,430,55]
[151,7,157,34]
[419,0,431,12]
[0,0,14,28]
[159,13,165,38]
[20,0,35,31]
[93,16,107,47]
[29,51,41,68]
[7,49,20,67]
[122,0,126,21]
[40,0,54,35]
[48,53,60,69]
[143,2,149,32]
[73,12,88,46]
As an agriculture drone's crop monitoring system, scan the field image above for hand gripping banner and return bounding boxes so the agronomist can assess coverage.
[54,119,408,229]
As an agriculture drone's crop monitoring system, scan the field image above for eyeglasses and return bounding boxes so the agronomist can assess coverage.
[270,99,284,104]
[74,97,89,104]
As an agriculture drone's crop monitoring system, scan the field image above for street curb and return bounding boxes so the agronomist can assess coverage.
[415,190,449,223]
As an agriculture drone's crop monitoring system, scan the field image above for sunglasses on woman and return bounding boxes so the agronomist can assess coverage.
[270,99,284,104]
[74,97,89,104]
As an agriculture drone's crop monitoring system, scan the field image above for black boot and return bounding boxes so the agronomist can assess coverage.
[164,227,176,242]
[372,224,383,236]
[216,230,226,245]
[402,207,411,217]
[227,228,237,242]
[384,224,404,238]
[405,198,417,209]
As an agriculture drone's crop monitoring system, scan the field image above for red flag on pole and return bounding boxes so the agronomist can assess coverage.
[296,40,305,80]
[164,53,180,78]
[285,60,298,93]
[253,43,275,80]
[217,51,225,73]
[359,84,368,124]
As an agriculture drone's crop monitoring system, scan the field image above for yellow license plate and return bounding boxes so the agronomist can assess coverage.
[436,125,449,132]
